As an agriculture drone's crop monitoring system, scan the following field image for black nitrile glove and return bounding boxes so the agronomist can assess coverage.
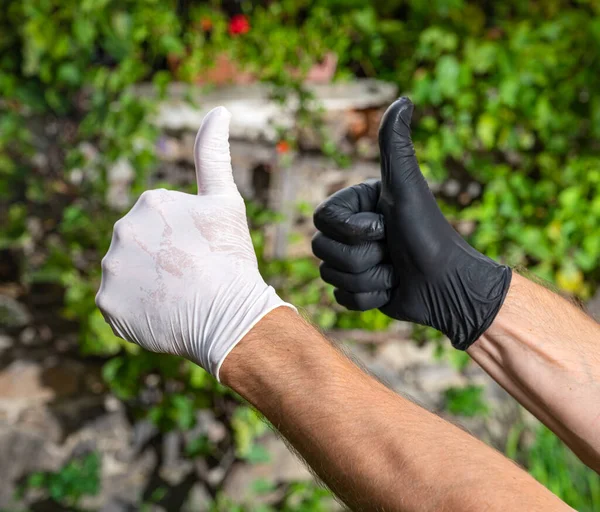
[312,97,512,350]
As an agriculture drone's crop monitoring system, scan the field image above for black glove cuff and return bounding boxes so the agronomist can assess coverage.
[451,265,513,351]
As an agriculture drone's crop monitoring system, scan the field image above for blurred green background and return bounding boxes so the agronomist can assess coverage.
[1,0,600,510]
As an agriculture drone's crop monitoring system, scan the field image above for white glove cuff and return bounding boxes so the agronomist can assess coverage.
[209,285,297,381]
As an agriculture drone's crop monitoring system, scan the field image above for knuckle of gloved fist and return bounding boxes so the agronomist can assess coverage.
[312,230,336,253]
[333,288,350,306]
[138,189,154,205]
[338,294,365,311]
[95,290,112,315]
[311,231,326,256]
[333,288,347,305]
[112,218,134,244]
[351,295,371,311]
[318,262,337,285]
[312,234,341,267]
[313,203,344,233]
[100,255,110,274]
[138,188,168,208]
[101,254,121,278]
[112,219,125,241]
[361,292,388,310]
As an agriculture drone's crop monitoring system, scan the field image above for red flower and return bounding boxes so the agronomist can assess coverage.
[229,14,250,36]
[276,140,290,154]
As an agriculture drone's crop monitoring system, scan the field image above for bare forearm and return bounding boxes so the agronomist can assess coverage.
[468,273,600,472]
[222,307,570,512]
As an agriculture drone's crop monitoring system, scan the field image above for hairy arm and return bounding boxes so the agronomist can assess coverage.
[468,272,600,472]
[221,307,572,512]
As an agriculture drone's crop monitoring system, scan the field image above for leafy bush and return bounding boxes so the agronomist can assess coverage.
[2,0,599,508]
[15,452,101,509]
[507,425,600,511]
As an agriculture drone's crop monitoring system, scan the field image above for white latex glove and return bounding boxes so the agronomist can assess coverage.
[95,106,295,380]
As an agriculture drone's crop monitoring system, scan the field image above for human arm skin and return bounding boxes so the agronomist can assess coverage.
[468,272,600,473]
[221,307,573,512]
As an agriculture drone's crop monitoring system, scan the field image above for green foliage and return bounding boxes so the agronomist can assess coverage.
[508,425,600,512]
[185,434,214,458]
[444,385,489,417]
[279,482,334,511]
[17,452,101,509]
[210,481,334,512]
[149,393,197,431]
[232,406,270,461]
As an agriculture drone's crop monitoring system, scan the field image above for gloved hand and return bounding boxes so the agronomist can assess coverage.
[312,97,511,350]
[96,106,295,380]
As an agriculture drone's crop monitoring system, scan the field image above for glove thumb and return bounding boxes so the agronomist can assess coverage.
[194,106,239,196]
[378,97,424,198]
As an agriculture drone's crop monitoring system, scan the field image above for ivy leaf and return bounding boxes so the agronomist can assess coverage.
[476,113,498,149]
[57,63,81,86]
[435,55,460,98]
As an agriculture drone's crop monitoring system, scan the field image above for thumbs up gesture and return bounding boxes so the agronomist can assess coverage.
[96,107,294,380]
[313,98,511,350]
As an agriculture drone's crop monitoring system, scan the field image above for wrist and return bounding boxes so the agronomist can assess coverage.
[209,284,295,380]
[475,270,523,342]
[220,305,302,390]
[449,260,512,350]
[219,306,342,401]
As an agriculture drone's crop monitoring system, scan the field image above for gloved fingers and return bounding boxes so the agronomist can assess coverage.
[194,106,239,196]
[320,262,395,293]
[313,180,385,245]
[99,217,140,275]
[334,288,391,311]
[378,97,427,197]
[312,231,387,273]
